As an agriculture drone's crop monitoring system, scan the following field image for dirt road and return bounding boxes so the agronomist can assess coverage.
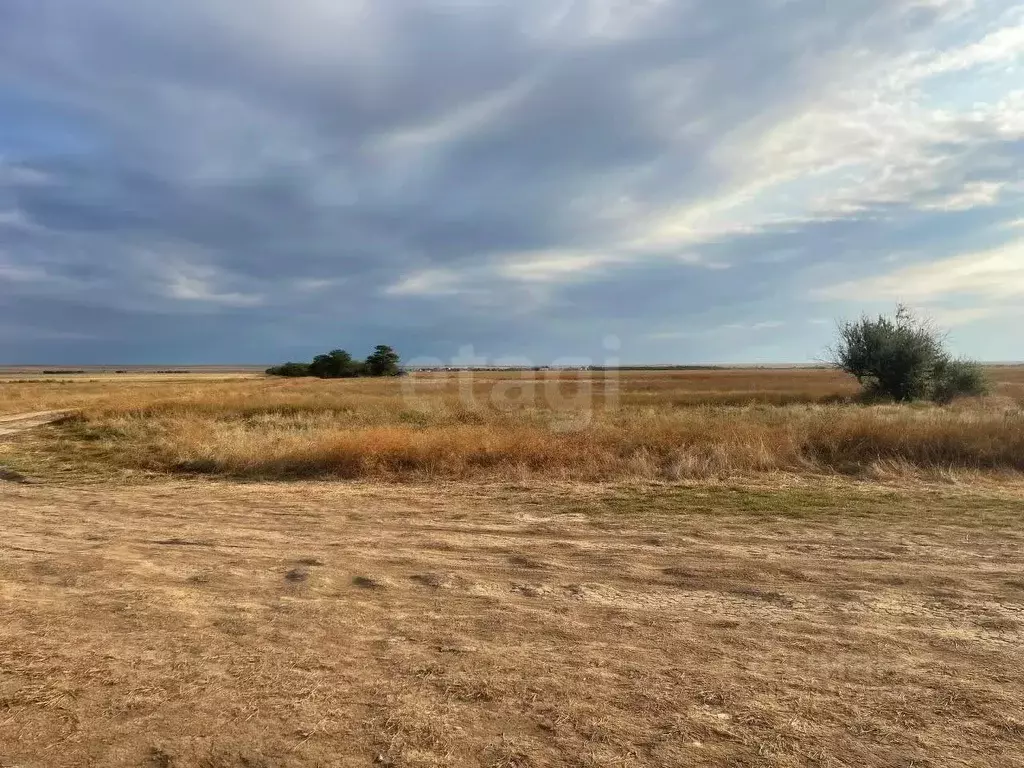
[0,412,70,481]
[0,411,68,439]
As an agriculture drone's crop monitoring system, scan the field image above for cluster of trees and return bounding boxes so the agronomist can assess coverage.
[266,345,401,379]
[829,305,988,403]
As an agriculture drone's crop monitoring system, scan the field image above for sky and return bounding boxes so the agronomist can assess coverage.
[1,0,1022,366]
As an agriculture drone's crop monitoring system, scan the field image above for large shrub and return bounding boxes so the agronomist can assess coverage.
[932,358,989,404]
[309,349,364,379]
[829,305,987,403]
[266,346,401,379]
[265,362,311,377]
[365,345,401,377]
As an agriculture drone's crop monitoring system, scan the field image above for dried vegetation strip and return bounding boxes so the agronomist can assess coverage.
[27,403,1024,483]
[3,368,1024,482]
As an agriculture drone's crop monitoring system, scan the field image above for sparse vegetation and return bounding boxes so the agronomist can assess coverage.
[3,367,1022,482]
[829,305,988,403]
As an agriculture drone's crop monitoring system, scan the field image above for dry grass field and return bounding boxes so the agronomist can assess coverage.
[3,366,1024,482]
[2,368,1024,767]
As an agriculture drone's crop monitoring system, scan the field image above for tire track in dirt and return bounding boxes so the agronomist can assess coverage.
[0,411,69,439]
[0,411,69,482]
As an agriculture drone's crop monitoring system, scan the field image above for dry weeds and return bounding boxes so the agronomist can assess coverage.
[4,365,1023,415]
[2,479,1023,767]
[4,368,1022,482]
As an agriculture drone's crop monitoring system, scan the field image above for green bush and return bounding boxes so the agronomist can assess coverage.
[829,305,987,403]
[365,345,401,377]
[932,358,989,404]
[309,350,362,379]
[266,346,401,379]
[265,362,312,377]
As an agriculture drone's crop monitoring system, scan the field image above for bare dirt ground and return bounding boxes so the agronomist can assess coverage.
[0,411,67,439]
[2,478,1023,767]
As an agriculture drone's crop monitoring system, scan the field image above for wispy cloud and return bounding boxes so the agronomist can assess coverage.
[0,258,49,282]
[292,277,346,293]
[384,269,463,297]
[159,261,264,307]
[650,321,786,340]
[0,208,36,230]
[815,239,1024,302]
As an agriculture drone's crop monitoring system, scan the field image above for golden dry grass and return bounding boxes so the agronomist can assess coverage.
[4,371,1024,766]
[5,367,1023,482]
[0,373,260,416]
[3,365,1022,413]
[2,479,1024,767]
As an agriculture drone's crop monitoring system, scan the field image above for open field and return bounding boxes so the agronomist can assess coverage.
[3,366,1023,413]
[3,479,1024,767]
[3,367,1023,482]
[2,368,1024,766]
[0,365,268,377]
[0,367,863,414]
[0,373,262,415]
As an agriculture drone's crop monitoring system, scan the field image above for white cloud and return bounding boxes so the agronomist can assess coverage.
[0,258,49,282]
[650,320,786,339]
[386,245,722,298]
[0,160,50,186]
[384,269,464,297]
[0,209,35,230]
[292,277,345,292]
[373,75,539,156]
[815,239,1024,301]
[629,10,1024,254]
[898,20,1024,82]
[918,180,1007,211]
[925,304,1024,327]
[496,250,620,282]
[160,261,264,307]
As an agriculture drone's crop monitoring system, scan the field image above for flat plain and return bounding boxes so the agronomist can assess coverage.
[2,368,1023,767]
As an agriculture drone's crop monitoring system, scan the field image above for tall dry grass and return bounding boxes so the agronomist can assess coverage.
[5,366,1024,413]
[21,368,1022,481]
[0,374,259,416]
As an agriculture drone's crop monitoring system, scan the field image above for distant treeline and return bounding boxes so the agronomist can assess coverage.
[589,365,833,371]
[267,346,401,379]
[37,369,193,375]
[589,370,724,376]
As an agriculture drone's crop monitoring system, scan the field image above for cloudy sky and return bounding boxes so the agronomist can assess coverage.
[1,0,1022,365]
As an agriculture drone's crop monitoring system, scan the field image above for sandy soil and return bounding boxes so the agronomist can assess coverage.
[2,479,1023,767]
